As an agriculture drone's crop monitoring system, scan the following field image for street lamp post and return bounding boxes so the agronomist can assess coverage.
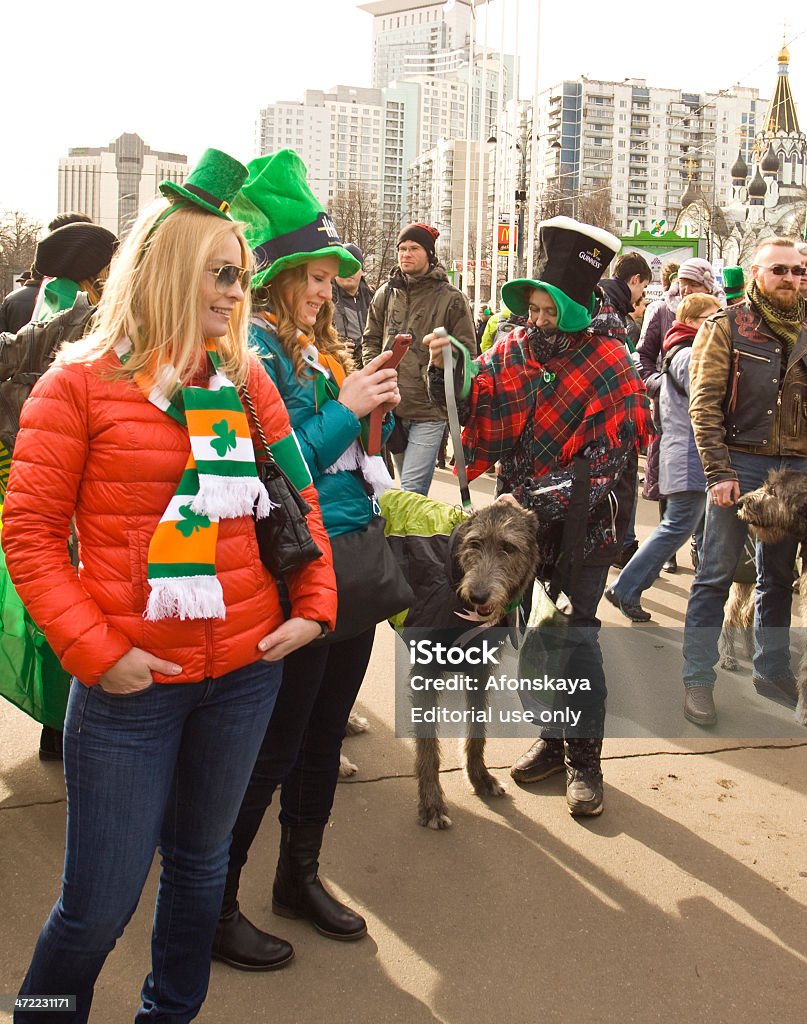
[488,114,530,280]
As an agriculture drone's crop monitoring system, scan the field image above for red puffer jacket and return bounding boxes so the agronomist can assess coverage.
[1,352,337,686]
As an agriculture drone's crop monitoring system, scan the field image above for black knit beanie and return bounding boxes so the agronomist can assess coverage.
[397,222,439,263]
[34,223,119,281]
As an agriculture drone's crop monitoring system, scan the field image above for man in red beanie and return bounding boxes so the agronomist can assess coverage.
[362,222,476,495]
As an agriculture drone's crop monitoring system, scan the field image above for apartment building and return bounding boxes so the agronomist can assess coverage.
[533,79,766,231]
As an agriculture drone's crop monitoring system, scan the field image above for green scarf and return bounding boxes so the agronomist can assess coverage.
[748,280,805,355]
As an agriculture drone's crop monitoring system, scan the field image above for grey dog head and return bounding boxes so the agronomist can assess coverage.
[736,469,807,544]
[453,501,539,621]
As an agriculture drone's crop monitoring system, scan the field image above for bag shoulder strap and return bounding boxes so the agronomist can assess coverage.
[240,382,276,465]
[660,342,689,396]
[548,454,590,603]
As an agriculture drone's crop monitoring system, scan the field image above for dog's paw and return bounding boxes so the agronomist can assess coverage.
[338,755,359,778]
[474,775,506,798]
[719,655,739,672]
[418,807,453,829]
[794,703,807,728]
[345,712,370,735]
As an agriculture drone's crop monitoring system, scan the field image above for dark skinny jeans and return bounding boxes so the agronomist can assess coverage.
[226,626,376,889]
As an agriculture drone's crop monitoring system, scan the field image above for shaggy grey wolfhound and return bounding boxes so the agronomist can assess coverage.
[412,501,540,829]
[736,469,807,726]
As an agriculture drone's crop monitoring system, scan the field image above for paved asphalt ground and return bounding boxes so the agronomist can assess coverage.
[1,463,805,1023]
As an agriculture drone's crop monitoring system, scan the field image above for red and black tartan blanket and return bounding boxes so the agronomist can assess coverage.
[460,323,654,482]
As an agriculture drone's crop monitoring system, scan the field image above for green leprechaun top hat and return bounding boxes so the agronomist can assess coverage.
[230,149,360,288]
[722,265,745,301]
[159,148,249,219]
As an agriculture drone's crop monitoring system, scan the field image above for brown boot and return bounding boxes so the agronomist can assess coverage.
[510,737,565,783]
[564,738,604,817]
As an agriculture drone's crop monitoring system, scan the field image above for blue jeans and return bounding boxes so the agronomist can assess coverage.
[392,419,447,495]
[683,452,807,689]
[15,660,282,1024]
[613,490,706,604]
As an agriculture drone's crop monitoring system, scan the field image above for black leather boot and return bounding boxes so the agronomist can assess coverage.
[272,824,367,941]
[39,726,63,762]
[211,868,294,971]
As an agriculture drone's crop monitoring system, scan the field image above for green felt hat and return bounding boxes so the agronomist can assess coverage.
[501,278,594,333]
[230,149,361,288]
[159,148,248,219]
[722,265,745,300]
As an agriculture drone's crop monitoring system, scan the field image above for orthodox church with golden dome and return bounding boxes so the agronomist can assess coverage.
[678,38,806,262]
[723,39,807,250]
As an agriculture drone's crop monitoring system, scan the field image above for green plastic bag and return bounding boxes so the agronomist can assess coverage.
[0,543,71,729]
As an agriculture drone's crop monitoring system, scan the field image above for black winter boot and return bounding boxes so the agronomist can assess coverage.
[212,867,294,971]
[564,738,604,817]
[272,824,367,941]
[39,726,63,762]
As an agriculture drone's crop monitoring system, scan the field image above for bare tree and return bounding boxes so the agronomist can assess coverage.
[328,183,399,290]
[709,204,734,261]
[576,187,617,234]
[0,211,41,295]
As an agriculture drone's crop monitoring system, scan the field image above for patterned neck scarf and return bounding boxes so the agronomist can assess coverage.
[256,312,393,498]
[748,280,806,355]
[115,338,273,621]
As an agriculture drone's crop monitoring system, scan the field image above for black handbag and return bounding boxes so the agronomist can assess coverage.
[322,515,415,643]
[241,385,323,578]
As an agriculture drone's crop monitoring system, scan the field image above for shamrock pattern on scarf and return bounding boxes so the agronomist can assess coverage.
[176,504,212,538]
[210,418,238,457]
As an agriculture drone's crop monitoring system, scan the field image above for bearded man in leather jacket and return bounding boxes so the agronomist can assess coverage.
[682,237,807,726]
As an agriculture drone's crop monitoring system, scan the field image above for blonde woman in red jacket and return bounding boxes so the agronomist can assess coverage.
[1,150,336,1024]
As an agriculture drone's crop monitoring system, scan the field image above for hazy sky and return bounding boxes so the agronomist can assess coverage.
[3,0,805,228]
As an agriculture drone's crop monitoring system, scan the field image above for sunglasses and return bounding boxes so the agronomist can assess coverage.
[755,264,807,277]
[208,264,252,292]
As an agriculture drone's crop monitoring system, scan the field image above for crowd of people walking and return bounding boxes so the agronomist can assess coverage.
[1,143,806,1021]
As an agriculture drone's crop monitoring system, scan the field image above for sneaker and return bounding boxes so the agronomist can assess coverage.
[604,586,651,623]
[751,674,798,709]
[610,540,638,570]
[662,555,677,574]
[510,738,565,783]
[683,686,717,726]
[565,767,604,817]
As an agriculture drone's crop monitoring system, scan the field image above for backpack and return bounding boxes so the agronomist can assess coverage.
[0,293,95,496]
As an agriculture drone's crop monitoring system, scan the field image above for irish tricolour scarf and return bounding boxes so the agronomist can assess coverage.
[115,338,274,621]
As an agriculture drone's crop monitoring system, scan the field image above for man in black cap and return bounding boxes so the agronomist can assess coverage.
[362,222,475,495]
[0,269,43,333]
[332,242,373,367]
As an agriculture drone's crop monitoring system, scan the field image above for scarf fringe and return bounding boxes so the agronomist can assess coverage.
[255,486,278,519]
[324,441,394,497]
[189,476,271,519]
[145,576,226,622]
